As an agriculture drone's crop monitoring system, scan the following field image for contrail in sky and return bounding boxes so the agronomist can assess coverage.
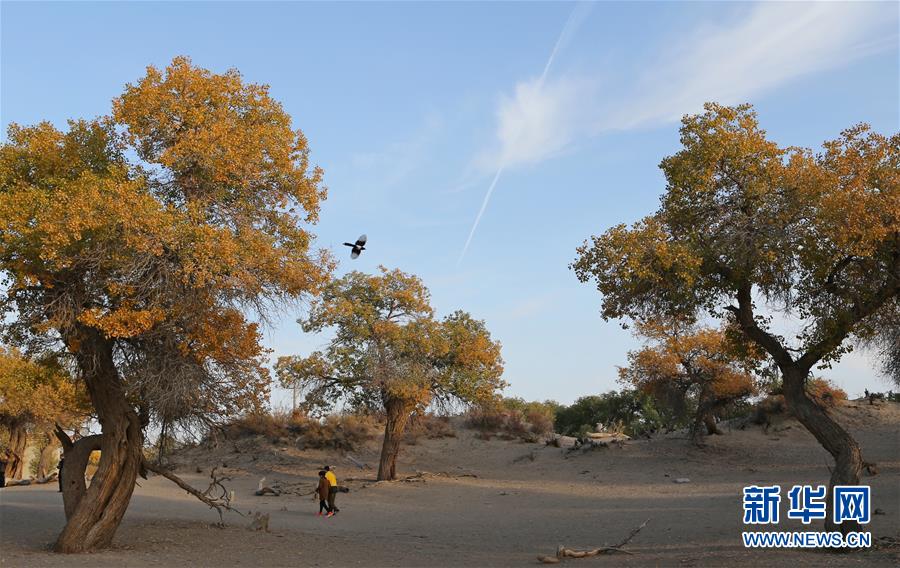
[458,2,593,266]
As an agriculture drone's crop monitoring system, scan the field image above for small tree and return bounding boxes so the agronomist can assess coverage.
[0,57,330,551]
[573,103,898,533]
[277,267,505,480]
[0,347,85,479]
[618,321,760,443]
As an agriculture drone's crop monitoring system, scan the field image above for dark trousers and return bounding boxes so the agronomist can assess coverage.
[319,499,331,513]
[328,486,338,512]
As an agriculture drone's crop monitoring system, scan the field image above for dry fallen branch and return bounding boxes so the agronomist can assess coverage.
[255,476,281,496]
[275,480,318,497]
[33,473,59,484]
[537,518,649,564]
[403,470,478,481]
[345,453,371,470]
[143,459,244,524]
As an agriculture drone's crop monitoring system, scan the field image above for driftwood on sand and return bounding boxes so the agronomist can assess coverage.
[33,472,59,484]
[536,518,649,564]
[255,476,281,496]
[345,453,371,470]
[143,460,243,524]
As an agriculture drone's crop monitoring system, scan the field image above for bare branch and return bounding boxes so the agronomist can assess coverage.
[142,459,244,524]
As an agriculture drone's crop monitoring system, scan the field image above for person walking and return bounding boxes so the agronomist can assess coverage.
[316,470,333,517]
[324,466,339,513]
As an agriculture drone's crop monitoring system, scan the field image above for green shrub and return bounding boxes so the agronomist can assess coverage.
[554,390,664,438]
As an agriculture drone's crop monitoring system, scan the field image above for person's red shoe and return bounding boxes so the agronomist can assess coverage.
[317,512,322,516]
[326,512,334,517]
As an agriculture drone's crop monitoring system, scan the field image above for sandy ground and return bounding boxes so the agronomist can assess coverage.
[1,401,898,567]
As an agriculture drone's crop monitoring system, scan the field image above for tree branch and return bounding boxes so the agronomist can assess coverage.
[54,424,73,451]
[797,277,900,372]
[729,284,794,368]
[142,459,244,524]
[537,518,650,564]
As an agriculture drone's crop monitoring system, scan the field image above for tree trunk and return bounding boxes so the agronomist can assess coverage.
[157,419,169,465]
[782,366,863,535]
[4,420,28,480]
[54,329,145,553]
[703,414,722,436]
[57,432,102,519]
[729,283,878,537]
[377,398,413,481]
[690,390,722,444]
[38,436,60,478]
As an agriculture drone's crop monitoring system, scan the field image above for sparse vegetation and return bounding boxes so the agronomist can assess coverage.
[751,378,848,429]
[806,378,848,407]
[224,410,379,452]
[464,398,557,442]
[404,413,456,444]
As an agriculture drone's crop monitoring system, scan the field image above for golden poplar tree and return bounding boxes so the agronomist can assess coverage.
[0,57,331,552]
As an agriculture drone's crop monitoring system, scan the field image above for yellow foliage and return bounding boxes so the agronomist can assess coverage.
[620,320,760,407]
[0,58,333,424]
[0,347,86,427]
[278,267,505,414]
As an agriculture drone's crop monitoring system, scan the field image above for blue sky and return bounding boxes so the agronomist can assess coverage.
[2,1,898,405]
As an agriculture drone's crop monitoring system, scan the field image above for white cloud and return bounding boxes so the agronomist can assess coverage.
[461,1,896,262]
[480,2,896,172]
[479,75,599,171]
[617,1,896,130]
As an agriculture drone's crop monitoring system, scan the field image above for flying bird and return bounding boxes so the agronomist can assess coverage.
[343,234,367,259]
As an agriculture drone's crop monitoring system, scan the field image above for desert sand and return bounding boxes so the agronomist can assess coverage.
[1,401,898,567]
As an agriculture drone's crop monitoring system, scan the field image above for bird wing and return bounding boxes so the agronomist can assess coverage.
[350,248,361,259]
[355,234,367,247]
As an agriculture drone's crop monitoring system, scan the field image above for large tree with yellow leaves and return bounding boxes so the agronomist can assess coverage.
[574,103,898,534]
[0,347,85,480]
[0,57,331,552]
[276,267,505,480]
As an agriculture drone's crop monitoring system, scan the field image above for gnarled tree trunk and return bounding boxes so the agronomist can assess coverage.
[730,284,869,536]
[691,388,723,444]
[4,419,28,480]
[377,397,413,481]
[703,413,722,435]
[37,436,60,479]
[54,328,144,553]
[55,428,102,519]
[782,366,863,535]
